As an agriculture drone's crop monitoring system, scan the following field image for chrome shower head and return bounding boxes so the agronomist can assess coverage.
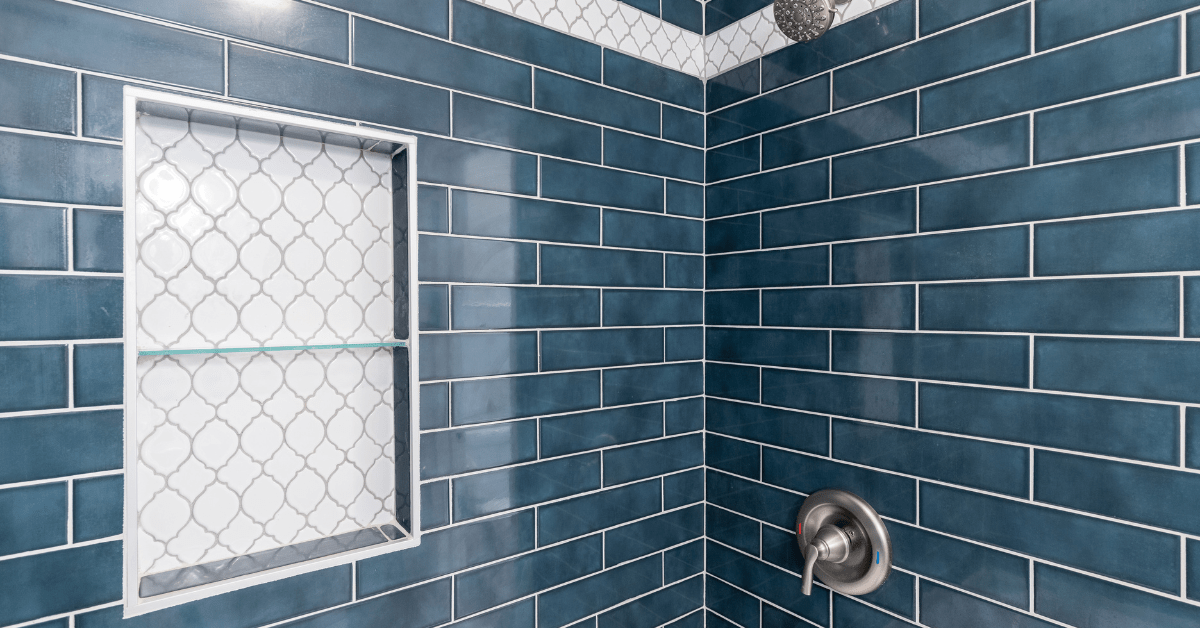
[773,0,845,42]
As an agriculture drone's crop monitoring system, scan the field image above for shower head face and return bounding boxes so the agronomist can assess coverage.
[774,0,836,42]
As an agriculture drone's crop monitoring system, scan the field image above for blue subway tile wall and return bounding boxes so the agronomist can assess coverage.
[703,0,1200,625]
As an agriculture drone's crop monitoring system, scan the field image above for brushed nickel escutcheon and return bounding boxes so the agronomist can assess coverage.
[796,489,892,596]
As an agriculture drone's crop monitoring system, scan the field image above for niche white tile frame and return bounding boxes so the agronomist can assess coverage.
[121,87,421,617]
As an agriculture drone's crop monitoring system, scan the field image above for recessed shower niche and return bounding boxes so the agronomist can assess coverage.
[121,88,420,615]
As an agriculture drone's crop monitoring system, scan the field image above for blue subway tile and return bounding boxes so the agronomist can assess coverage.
[833,5,1030,109]
[921,383,1180,464]
[600,577,702,628]
[708,161,829,218]
[622,0,660,15]
[419,184,449,233]
[420,285,449,331]
[833,419,1028,496]
[452,189,600,245]
[604,434,703,485]
[1035,75,1200,163]
[606,505,703,566]
[762,93,916,169]
[708,247,829,289]
[833,226,1028,284]
[1190,143,1200,204]
[920,0,1023,35]
[1191,539,1200,601]
[0,410,120,483]
[454,455,599,521]
[1190,277,1200,337]
[707,611,739,628]
[419,235,537,284]
[920,148,1179,231]
[762,368,915,426]
[664,468,703,509]
[356,18,530,105]
[73,209,122,273]
[817,562,914,619]
[278,579,449,628]
[762,448,917,521]
[0,346,68,414]
[708,433,761,479]
[666,254,704,289]
[1036,563,1199,628]
[453,0,599,81]
[535,70,660,136]
[0,205,65,271]
[1191,11,1200,74]
[419,134,537,194]
[605,130,703,182]
[1035,209,1200,276]
[707,577,761,628]
[667,327,703,362]
[604,210,703,253]
[604,363,703,405]
[706,0,772,33]
[708,60,760,112]
[707,74,830,147]
[604,49,703,110]
[74,343,121,407]
[0,483,66,557]
[764,285,915,330]
[229,44,449,134]
[421,480,450,529]
[454,286,599,330]
[323,0,446,37]
[419,331,537,380]
[420,420,537,479]
[541,245,663,288]
[665,541,703,584]
[541,403,663,457]
[0,0,223,91]
[73,475,122,543]
[708,213,760,255]
[919,581,1051,628]
[666,398,703,434]
[421,382,449,430]
[1036,0,1194,51]
[454,95,600,162]
[706,290,759,326]
[708,504,761,555]
[708,137,760,183]
[832,118,1029,197]
[543,328,664,371]
[707,469,800,528]
[1036,337,1200,403]
[921,483,1180,592]
[707,327,828,369]
[604,290,702,326]
[542,159,665,213]
[833,331,1029,387]
[661,0,703,33]
[922,20,1178,133]
[707,363,760,403]
[452,371,600,425]
[708,541,829,624]
[707,398,828,455]
[450,600,535,628]
[0,276,121,341]
[80,75,124,141]
[891,522,1029,608]
[0,542,121,626]
[762,190,916,248]
[832,595,919,628]
[663,107,704,148]
[455,537,602,617]
[538,555,662,628]
[0,59,74,134]
[0,132,120,206]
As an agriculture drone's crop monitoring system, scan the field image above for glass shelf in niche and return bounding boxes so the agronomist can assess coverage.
[137,340,407,356]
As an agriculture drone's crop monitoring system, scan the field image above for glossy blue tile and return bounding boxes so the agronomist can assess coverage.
[74,343,121,407]
[0,346,68,414]
[455,537,602,617]
[763,368,914,426]
[762,448,917,522]
[421,420,537,480]
[1190,11,1200,74]
[833,226,1028,284]
[762,93,916,169]
[454,95,600,162]
[1191,277,1200,337]
[80,75,126,141]
[452,189,600,245]
[322,0,446,36]
[419,331,537,380]
[708,327,828,369]
[920,148,1178,231]
[919,581,1050,628]
[1187,409,1200,469]
[419,235,537,284]
[421,382,449,429]
[708,504,761,555]
[600,577,701,628]
[708,247,829,289]
[665,541,703,584]
[84,0,348,61]
[707,611,739,628]
[663,327,701,363]
[706,469,800,529]
[921,0,1023,35]
[538,555,661,628]
[0,542,121,625]
[706,0,772,33]
[666,254,704,289]
[604,434,703,486]
[1036,337,1200,404]
[661,0,702,32]
[708,214,759,255]
[604,363,703,405]
[0,59,74,134]
[921,483,1179,592]
[1035,209,1200,276]
[832,595,919,628]
[541,403,662,458]
[450,600,535,628]
[230,44,449,134]
[1037,563,1198,628]
[419,134,537,194]
[420,284,449,331]
[454,286,599,330]
[663,107,704,148]
[604,290,702,326]
[707,363,760,403]
[833,331,1029,387]
[1190,538,1200,601]
[707,577,761,628]
[708,60,760,112]
[0,0,222,91]
[923,20,1178,133]
[762,191,915,248]
[708,137,760,183]
[707,74,830,147]
[834,419,1028,496]
[605,130,703,182]
[453,0,600,81]
[0,410,120,483]
[543,328,663,371]
[542,159,664,213]
[706,290,759,326]
[541,245,663,288]
[834,5,1029,109]
[0,276,121,341]
[73,475,121,543]
[764,286,915,330]
[891,522,1029,608]
[605,505,702,566]
[453,454,599,521]
[73,209,122,273]
[604,210,703,253]
[1190,143,1200,204]
[1035,75,1200,163]
[708,433,761,479]
[707,541,829,624]
[666,398,702,435]
[707,161,829,218]
[1036,0,1192,51]
[421,480,450,529]
[761,0,916,91]
[833,118,1029,197]
[604,49,702,110]
[664,468,703,509]
[921,383,1179,464]
[452,371,600,425]
[0,132,120,206]
[1036,450,1200,535]
[279,579,449,628]
[707,398,828,455]
[0,205,65,271]
[535,70,660,136]
[359,510,533,596]
[0,483,66,557]
[620,0,659,15]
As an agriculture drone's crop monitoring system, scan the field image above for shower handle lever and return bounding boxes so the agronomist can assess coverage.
[800,524,852,595]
